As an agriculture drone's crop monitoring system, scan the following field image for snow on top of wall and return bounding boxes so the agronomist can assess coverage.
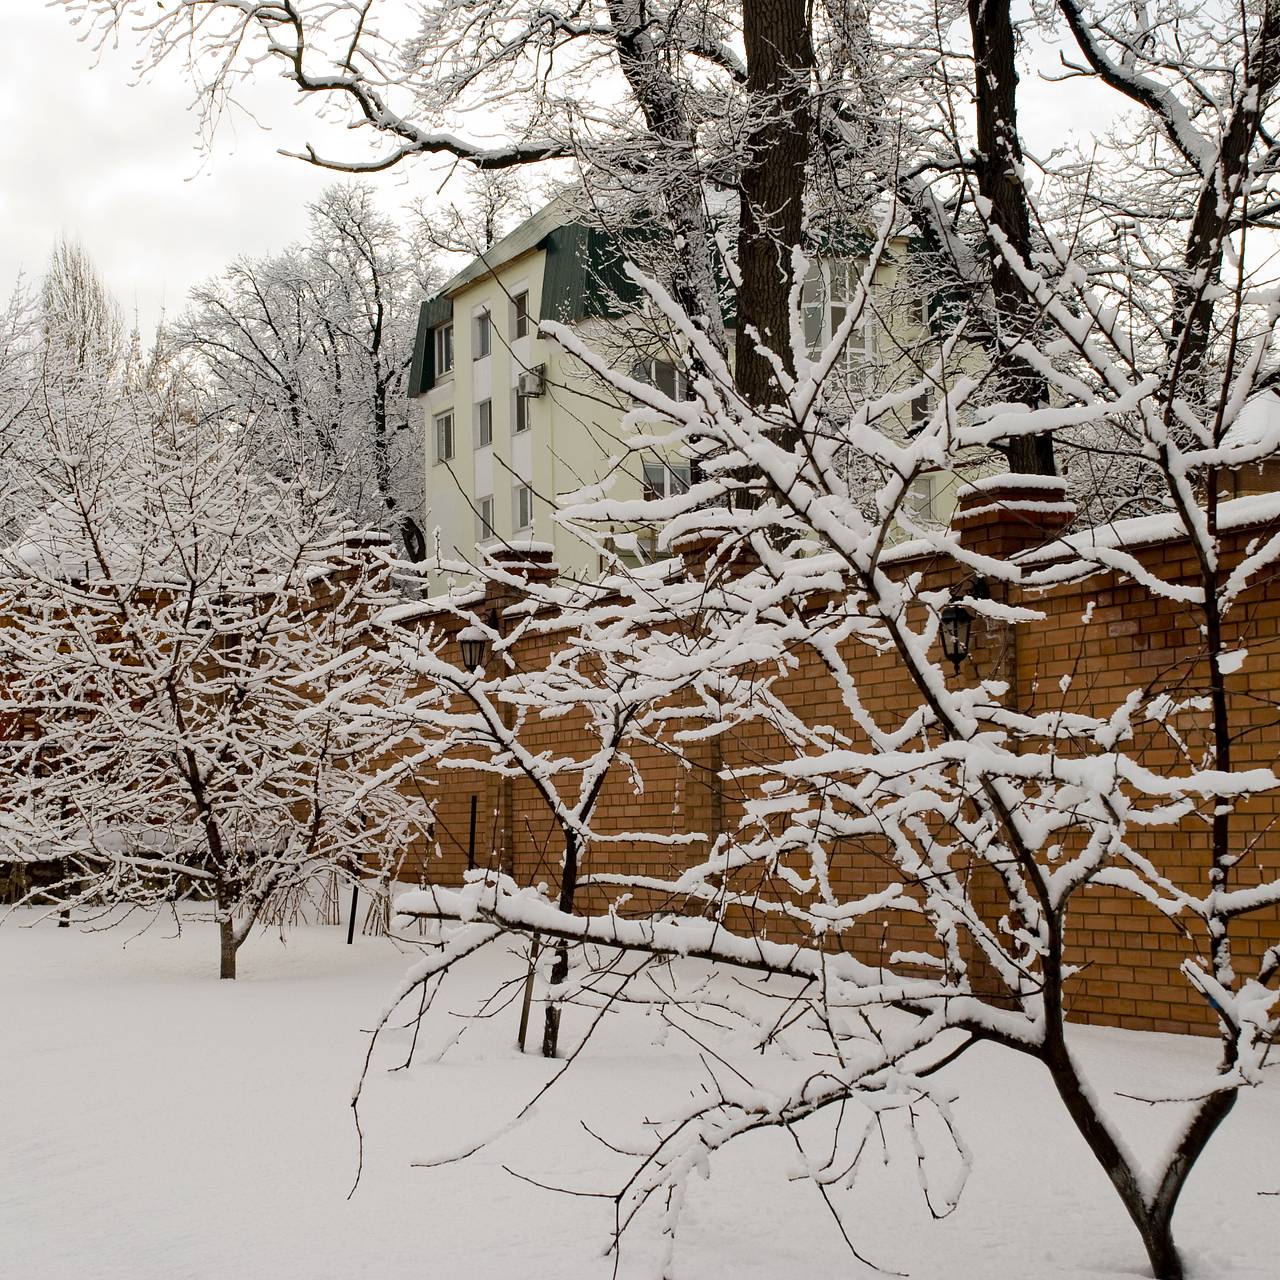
[1022,491,1280,565]
[956,472,1069,498]
[497,538,556,556]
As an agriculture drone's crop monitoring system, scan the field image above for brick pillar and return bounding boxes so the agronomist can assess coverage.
[952,476,1075,687]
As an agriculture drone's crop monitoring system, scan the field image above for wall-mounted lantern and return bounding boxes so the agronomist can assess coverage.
[458,624,490,672]
[940,601,973,673]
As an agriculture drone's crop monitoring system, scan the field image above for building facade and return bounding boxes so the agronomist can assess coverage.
[409,199,968,583]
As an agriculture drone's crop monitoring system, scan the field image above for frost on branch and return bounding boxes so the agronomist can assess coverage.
[0,367,428,978]
[370,207,1280,1279]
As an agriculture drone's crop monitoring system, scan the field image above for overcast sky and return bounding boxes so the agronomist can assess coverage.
[0,7,439,338]
[3,5,1119,342]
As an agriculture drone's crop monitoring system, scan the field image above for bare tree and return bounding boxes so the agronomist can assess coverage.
[40,236,124,374]
[178,184,431,557]
[0,361,427,978]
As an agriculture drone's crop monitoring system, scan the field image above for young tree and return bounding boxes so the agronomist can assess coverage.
[341,541,709,1056]
[0,362,427,978]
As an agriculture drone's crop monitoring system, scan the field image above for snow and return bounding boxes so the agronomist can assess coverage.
[1022,492,1280,567]
[3,912,1279,1280]
[1221,390,1280,450]
[956,472,1070,497]
[494,537,556,555]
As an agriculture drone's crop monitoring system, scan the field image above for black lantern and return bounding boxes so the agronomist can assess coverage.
[458,625,489,671]
[939,601,972,673]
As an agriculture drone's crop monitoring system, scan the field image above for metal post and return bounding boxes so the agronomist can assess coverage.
[467,794,477,873]
[516,934,542,1052]
[346,884,359,945]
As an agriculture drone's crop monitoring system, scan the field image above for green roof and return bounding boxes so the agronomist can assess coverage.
[436,193,579,297]
[410,197,645,395]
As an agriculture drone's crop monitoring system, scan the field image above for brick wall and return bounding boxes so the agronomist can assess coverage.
[401,496,1280,1037]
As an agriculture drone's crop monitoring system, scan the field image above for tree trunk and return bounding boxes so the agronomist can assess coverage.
[219,916,237,980]
[735,0,814,420]
[1040,970,1238,1279]
[541,829,582,1057]
[968,0,1056,476]
[540,941,568,1058]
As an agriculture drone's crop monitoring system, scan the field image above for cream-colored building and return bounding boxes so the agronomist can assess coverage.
[409,200,971,583]
[410,196,690,584]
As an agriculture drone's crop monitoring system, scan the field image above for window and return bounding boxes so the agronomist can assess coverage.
[514,391,530,434]
[632,358,691,401]
[801,262,872,369]
[473,311,491,360]
[477,495,496,542]
[513,291,530,340]
[910,392,931,435]
[654,360,689,402]
[642,459,692,501]
[434,323,454,376]
[475,399,492,449]
[434,411,454,463]
[905,473,940,525]
[514,482,533,531]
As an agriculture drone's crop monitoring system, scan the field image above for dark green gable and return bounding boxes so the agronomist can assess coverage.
[408,296,454,396]
[538,224,643,324]
[409,214,645,397]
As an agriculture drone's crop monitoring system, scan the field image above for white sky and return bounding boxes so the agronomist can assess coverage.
[1,5,1120,341]
[0,6,441,337]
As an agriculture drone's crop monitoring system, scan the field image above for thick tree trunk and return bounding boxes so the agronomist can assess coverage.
[219,916,237,980]
[735,0,814,420]
[968,0,1056,476]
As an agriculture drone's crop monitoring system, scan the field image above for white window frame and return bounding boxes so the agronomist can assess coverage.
[512,291,530,340]
[632,358,690,402]
[514,482,533,531]
[513,390,530,434]
[434,323,454,376]
[905,472,940,526]
[473,310,491,360]
[477,494,496,542]
[475,399,492,449]
[802,261,874,369]
[642,458,691,501]
[433,410,454,463]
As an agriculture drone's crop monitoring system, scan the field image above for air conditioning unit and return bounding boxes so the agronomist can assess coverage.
[516,365,546,397]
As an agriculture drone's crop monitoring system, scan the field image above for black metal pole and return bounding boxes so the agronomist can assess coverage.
[467,794,478,872]
[517,935,542,1053]
[346,884,359,945]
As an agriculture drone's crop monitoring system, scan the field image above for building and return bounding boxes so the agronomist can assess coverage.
[409,195,687,583]
[409,198,967,583]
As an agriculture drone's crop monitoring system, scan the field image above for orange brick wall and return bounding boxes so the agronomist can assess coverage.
[391,516,1280,1037]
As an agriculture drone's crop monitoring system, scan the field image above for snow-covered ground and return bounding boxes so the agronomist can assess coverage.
[2,911,1277,1280]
